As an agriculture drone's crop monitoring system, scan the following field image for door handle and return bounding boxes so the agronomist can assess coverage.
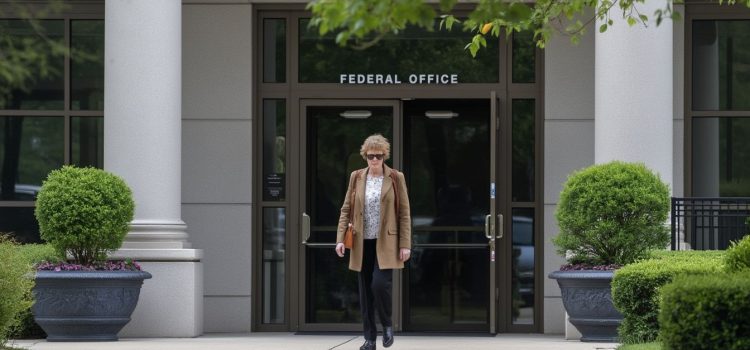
[485,214,493,239]
[496,214,504,239]
[301,212,311,244]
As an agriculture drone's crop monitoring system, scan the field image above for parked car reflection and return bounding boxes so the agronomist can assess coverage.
[512,215,534,307]
[0,184,42,201]
[411,213,535,307]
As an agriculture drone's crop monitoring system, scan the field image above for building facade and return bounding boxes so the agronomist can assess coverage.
[0,0,749,338]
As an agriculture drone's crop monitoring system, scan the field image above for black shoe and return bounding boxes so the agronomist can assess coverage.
[382,327,394,348]
[360,339,376,350]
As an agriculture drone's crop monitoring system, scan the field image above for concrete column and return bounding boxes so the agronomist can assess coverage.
[104,0,203,337]
[594,0,674,189]
[572,2,673,339]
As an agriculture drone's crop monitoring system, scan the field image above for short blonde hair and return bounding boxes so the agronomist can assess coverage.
[359,134,391,161]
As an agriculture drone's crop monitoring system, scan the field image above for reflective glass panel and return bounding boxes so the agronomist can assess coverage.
[0,207,40,243]
[406,247,489,330]
[404,100,490,228]
[512,99,535,202]
[263,19,286,83]
[693,20,750,111]
[0,20,64,110]
[306,106,392,235]
[299,19,499,83]
[262,208,286,324]
[512,31,535,83]
[263,100,286,201]
[0,117,64,201]
[71,117,103,168]
[305,247,360,323]
[71,20,104,111]
[692,117,750,196]
[511,208,535,325]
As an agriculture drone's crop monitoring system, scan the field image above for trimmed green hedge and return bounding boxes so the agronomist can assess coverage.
[612,250,724,344]
[660,272,750,350]
[0,238,35,347]
[724,235,750,272]
[8,244,62,340]
[17,243,63,267]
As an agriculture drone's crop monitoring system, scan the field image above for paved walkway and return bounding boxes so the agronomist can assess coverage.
[10,333,619,350]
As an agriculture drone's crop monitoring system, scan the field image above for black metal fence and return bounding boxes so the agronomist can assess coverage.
[671,197,750,250]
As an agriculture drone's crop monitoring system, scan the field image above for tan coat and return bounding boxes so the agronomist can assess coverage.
[336,165,412,271]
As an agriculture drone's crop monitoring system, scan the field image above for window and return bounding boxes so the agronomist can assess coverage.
[298,18,500,83]
[689,11,750,197]
[0,17,104,243]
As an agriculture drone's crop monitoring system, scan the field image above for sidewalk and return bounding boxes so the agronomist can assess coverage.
[10,333,619,350]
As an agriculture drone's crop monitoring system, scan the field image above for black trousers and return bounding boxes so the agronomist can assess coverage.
[359,239,393,341]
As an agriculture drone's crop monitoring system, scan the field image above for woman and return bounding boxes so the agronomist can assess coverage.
[335,134,411,350]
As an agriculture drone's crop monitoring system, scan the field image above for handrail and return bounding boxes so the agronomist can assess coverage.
[671,197,750,250]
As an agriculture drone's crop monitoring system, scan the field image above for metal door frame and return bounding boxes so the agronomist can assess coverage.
[295,99,401,332]
[253,6,544,333]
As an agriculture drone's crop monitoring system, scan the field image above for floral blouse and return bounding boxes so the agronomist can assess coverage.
[363,174,384,239]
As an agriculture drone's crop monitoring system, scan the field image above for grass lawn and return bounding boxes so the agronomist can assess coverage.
[618,342,661,350]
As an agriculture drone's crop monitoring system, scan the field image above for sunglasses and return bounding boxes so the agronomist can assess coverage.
[366,154,385,160]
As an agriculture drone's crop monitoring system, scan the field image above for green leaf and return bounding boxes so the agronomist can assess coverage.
[440,14,458,31]
[335,31,349,45]
[353,19,365,31]
[627,17,637,26]
[599,23,608,33]
[469,42,479,57]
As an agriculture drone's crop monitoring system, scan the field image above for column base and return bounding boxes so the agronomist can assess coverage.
[111,249,203,337]
[121,220,192,249]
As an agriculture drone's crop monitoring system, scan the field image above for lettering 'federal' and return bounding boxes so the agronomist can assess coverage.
[340,74,402,84]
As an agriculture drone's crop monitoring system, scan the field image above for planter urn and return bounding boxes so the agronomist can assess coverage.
[32,270,152,341]
[548,270,622,342]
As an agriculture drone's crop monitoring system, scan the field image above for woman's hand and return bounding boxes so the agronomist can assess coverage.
[335,243,345,257]
[399,248,411,262]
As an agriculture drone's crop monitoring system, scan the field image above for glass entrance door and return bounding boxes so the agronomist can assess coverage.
[298,98,501,333]
[298,100,398,331]
[401,99,498,332]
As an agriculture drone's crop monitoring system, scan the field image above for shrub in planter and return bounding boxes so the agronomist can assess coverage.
[611,250,724,344]
[35,166,134,266]
[0,236,35,348]
[553,161,671,267]
[659,272,750,350]
[550,161,671,342]
[724,234,750,272]
[32,166,151,342]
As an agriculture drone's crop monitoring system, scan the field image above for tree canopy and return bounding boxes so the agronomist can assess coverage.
[307,0,748,55]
